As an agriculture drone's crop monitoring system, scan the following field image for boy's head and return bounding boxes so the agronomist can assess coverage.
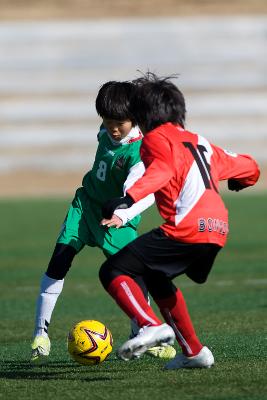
[131,72,186,133]
[95,81,136,141]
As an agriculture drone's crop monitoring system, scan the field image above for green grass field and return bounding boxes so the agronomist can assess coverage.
[0,193,266,400]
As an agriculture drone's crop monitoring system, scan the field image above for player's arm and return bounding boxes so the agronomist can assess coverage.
[101,162,155,227]
[126,134,174,201]
[212,145,260,191]
[112,161,155,226]
[102,134,174,218]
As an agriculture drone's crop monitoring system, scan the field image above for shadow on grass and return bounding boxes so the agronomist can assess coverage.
[0,360,118,382]
[1,360,75,369]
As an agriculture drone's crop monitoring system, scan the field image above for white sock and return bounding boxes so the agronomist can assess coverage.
[33,273,64,337]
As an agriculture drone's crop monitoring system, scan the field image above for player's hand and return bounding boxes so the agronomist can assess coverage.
[101,214,123,229]
[228,179,246,192]
[102,194,134,219]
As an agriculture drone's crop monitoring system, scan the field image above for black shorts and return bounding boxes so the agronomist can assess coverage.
[106,228,221,284]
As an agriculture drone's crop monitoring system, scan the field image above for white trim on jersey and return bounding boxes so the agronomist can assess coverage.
[120,126,143,145]
[123,161,146,192]
[174,135,213,226]
[114,161,155,225]
[120,281,159,326]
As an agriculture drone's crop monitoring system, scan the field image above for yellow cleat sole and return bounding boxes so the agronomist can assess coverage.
[146,345,176,359]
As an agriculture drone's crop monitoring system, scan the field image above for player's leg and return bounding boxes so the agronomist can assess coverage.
[126,228,203,357]
[141,242,221,369]
[102,225,176,359]
[100,228,219,367]
[127,274,150,338]
[143,270,203,357]
[31,191,86,362]
[103,230,149,338]
[143,271,213,368]
[159,244,221,370]
[99,247,175,360]
[33,244,77,337]
[31,243,79,362]
[118,264,205,365]
[102,228,155,329]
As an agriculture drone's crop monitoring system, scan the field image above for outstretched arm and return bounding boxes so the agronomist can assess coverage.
[101,162,154,226]
[212,146,260,191]
[102,133,174,219]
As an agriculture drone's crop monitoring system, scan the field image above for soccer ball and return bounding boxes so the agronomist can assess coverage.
[67,320,113,365]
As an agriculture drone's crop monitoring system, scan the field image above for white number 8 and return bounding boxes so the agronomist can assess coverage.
[96,160,107,181]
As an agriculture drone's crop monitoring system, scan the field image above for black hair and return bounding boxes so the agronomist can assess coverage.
[131,72,186,132]
[95,81,136,124]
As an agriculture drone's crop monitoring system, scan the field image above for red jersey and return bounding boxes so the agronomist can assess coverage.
[127,123,260,247]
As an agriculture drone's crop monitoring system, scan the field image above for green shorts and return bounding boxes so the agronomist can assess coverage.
[57,187,139,257]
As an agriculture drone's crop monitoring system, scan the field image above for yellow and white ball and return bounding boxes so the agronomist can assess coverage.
[67,320,113,365]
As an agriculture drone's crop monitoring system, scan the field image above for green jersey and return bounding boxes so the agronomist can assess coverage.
[82,126,143,226]
[57,126,145,256]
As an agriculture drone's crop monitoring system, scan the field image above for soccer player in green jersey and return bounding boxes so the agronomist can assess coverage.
[30,81,176,362]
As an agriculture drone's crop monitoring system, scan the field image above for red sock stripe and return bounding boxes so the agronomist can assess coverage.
[107,275,162,328]
[155,289,203,356]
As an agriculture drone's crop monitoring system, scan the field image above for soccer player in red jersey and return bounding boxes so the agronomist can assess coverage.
[100,73,260,369]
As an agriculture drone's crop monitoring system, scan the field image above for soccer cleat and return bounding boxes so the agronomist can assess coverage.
[30,335,51,362]
[164,346,214,370]
[146,345,176,359]
[129,324,176,359]
[117,323,175,361]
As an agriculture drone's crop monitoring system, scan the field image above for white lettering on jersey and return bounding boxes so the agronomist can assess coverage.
[198,218,229,235]
[96,160,107,181]
[104,147,115,156]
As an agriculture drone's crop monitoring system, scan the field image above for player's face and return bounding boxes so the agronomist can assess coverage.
[102,118,133,141]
